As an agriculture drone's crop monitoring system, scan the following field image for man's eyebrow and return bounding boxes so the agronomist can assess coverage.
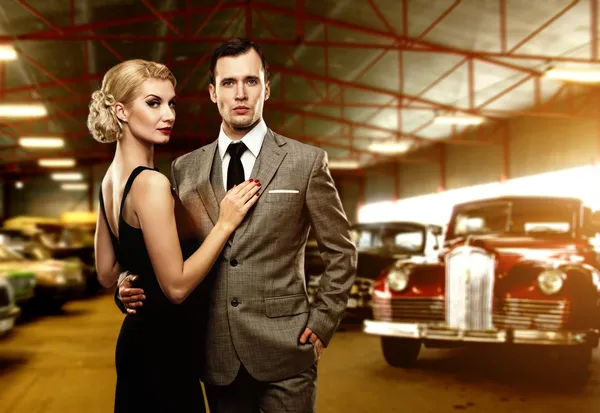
[220,77,235,83]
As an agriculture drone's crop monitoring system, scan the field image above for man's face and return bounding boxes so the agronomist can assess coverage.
[209,49,270,135]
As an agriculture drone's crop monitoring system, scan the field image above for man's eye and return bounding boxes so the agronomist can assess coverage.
[222,81,233,86]
[247,79,257,85]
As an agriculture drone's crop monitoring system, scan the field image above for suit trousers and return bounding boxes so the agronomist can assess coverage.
[205,363,318,413]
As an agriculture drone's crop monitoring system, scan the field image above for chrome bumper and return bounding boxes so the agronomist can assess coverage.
[363,320,596,346]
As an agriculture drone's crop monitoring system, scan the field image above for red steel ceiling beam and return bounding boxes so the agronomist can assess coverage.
[499,0,507,53]
[416,0,463,41]
[16,0,63,34]
[193,0,228,36]
[255,10,325,100]
[140,0,182,36]
[295,0,305,42]
[508,0,579,54]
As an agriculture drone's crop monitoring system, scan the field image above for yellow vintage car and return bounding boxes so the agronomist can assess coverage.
[0,243,84,309]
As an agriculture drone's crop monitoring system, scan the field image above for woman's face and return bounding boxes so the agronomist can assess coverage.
[120,78,176,144]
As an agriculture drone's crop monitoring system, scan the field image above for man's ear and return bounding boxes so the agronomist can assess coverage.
[114,102,128,123]
[265,80,271,101]
[209,84,217,104]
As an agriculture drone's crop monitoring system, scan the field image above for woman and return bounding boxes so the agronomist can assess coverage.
[89,59,260,412]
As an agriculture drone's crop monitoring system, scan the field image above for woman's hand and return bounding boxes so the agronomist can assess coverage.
[217,179,261,234]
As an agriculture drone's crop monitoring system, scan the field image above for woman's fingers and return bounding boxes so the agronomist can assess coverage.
[242,190,260,212]
[241,183,261,204]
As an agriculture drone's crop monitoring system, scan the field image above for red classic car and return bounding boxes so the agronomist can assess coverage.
[364,195,600,376]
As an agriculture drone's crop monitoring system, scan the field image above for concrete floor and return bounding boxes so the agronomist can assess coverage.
[0,293,599,413]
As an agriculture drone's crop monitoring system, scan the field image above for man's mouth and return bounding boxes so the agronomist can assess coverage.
[233,107,250,114]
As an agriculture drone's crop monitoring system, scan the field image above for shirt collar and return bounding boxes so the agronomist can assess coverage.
[218,119,267,160]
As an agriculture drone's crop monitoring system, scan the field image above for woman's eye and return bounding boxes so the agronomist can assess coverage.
[169,101,177,109]
[146,100,160,107]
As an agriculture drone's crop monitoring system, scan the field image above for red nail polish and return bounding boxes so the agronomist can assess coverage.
[249,179,254,182]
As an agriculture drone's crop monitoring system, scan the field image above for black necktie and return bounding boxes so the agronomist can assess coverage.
[226,141,248,191]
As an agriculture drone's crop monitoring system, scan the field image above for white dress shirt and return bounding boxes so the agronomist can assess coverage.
[218,119,267,191]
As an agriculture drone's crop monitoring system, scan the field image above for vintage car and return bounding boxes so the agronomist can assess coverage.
[0,227,99,295]
[306,222,443,321]
[0,243,84,309]
[0,273,21,336]
[0,245,36,305]
[364,196,600,375]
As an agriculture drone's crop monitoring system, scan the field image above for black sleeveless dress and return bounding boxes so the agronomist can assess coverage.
[99,166,206,413]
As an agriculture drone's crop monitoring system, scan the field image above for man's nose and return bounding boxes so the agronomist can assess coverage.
[235,84,247,100]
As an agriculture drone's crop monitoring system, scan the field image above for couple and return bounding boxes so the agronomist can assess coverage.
[91,38,357,413]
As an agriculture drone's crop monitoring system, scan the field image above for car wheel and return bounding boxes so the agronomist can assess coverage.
[381,337,421,368]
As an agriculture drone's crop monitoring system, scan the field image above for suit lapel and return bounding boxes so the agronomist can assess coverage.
[195,141,220,226]
[233,129,287,243]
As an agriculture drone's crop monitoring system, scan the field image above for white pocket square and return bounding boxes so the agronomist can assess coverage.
[268,189,299,194]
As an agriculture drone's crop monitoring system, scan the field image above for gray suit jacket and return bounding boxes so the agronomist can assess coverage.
[170,129,357,385]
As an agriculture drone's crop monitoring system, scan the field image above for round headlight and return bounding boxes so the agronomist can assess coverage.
[537,269,565,295]
[387,265,411,292]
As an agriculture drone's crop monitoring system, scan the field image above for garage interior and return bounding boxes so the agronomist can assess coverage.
[1,0,600,412]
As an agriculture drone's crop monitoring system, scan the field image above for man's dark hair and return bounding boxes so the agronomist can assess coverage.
[209,38,269,85]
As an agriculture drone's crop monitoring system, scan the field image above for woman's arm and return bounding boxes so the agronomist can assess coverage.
[135,171,260,304]
[94,206,122,288]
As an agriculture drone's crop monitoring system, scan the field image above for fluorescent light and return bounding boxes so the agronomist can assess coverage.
[0,104,47,118]
[544,68,600,83]
[15,181,23,189]
[38,158,76,168]
[61,183,88,191]
[329,160,360,170]
[51,172,83,181]
[368,141,411,154]
[0,45,17,61]
[19,137,64,148]
[434,114,485,126]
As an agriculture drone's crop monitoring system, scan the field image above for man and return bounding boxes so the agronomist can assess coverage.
[117,38,357,413]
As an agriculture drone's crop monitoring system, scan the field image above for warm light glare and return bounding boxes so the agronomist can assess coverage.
[329,160,360,170]
[61,183,88,191]
[0,45,17,61]
[434,115,485,126]
[358,164,600,224]
[15,181,23,189]
[545,68,600,83]
[0,104,47,118]
[51,172,83,181]
[38,159,76,168]
[368,142,411,154]
[19,137,64,148]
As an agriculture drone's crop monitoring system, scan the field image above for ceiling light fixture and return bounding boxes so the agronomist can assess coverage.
[61,183,88,191]
[51,172,83,181]
[0,45,17,61]
[544,67,600,83]
[368,141,412,154]
[19,137,64,148]
[0,103,47,118]
[329,160,360,170]
[433,114,485,126]
[38,158,76,168]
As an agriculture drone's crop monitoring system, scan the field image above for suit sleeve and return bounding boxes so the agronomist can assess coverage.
[305,149,357,346]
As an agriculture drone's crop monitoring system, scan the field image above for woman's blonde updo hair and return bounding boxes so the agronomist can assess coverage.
[87,59,177,143]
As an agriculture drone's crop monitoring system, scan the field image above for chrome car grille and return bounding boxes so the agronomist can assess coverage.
[0,285,10,308]
[445,246,495,331]
[372,295,445,323]
[493,298,567,330]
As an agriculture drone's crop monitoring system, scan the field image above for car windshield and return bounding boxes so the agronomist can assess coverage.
[352,226,425,253]
[452,200,575,237]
